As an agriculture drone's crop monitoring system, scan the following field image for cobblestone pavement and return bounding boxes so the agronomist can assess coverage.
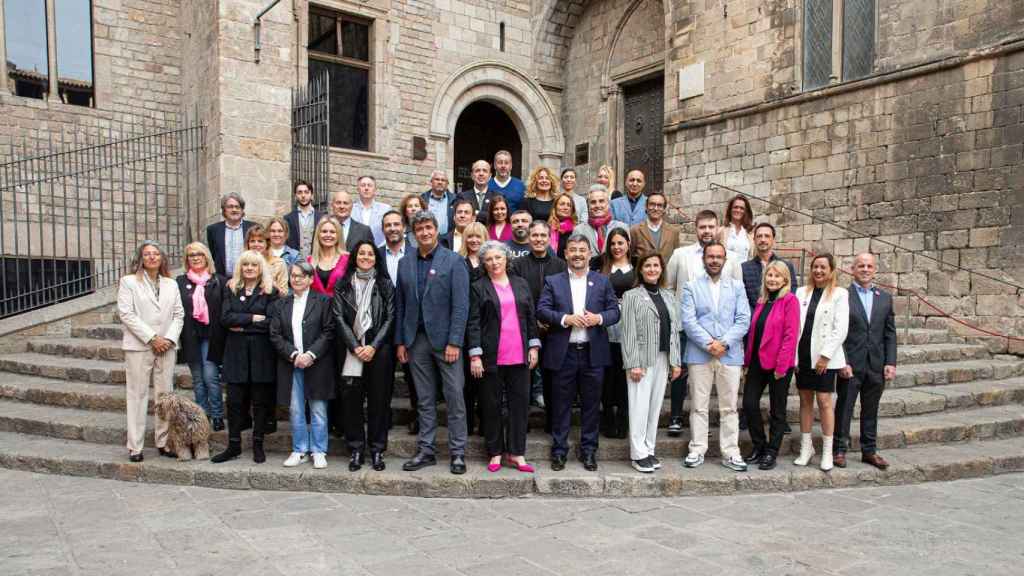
[3,469,1024,576]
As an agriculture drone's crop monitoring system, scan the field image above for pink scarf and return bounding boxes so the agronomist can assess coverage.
[186,269,211,325]
[549,218,574,252]
[589,213,612,251]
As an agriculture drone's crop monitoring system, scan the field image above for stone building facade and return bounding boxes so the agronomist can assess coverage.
[1,0,1023,330]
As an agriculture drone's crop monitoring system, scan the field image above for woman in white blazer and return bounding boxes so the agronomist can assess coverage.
[117,241,184,462]
[793,253,848,471]
[619,253,682,473]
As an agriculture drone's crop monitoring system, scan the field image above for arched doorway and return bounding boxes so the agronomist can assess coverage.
[452,101,523,194]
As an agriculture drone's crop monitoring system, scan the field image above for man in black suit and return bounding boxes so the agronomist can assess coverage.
[442,199,476,252]
[380,209,419,435]
[836,252,897,470]
[205,192,255,278]
[330,190,374,252]
[459,160,499,224]
[283,180,322,258]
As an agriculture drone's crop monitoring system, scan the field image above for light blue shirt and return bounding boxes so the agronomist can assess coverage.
[855,283,874,322]
[352,200,391,246]
[382,242,406,287]
[224,223,244,275]
[427,193,450,235]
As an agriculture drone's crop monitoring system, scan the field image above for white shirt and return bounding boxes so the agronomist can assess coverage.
[565,271,589,343]
[384,242,406,286]
[352,200,391,246]
[683,242,740,282]
[291,291,308,355]
[452,230,463,255]
[708,275,722,310]
[726,224,750,257]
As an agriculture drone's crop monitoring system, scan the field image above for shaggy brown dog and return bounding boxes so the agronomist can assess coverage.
[154,393,212,461]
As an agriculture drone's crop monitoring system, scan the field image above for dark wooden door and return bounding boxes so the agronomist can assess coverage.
[623,75,664,194]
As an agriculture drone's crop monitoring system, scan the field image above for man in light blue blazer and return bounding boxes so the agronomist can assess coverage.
[395,211,470,475]
[680,241,750,471]
[609,169,648,225]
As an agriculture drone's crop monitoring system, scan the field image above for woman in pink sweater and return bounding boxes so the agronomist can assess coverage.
[742,261,800,470]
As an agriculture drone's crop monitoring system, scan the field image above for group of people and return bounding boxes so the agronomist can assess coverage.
[116,151,897,476]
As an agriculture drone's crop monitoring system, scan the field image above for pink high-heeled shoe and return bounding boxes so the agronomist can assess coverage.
[487,459,502,473]
[515,463,535,473]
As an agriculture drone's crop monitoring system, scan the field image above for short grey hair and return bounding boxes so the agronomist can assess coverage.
[430,169,448,180]
[587,184,609,197]
[479,240,510,262]
[411,210,438,229]
[529,220,550,233]
[290,261,314,277]
[220,192,246,211]
[564,233,591,250]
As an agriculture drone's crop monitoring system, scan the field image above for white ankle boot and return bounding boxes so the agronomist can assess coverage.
[794,433,815,466]
[820,436,833,471]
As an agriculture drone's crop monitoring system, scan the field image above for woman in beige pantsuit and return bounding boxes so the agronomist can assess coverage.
[117,241,184,462]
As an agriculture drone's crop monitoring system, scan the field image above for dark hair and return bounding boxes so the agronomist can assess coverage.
[695,209,719,225]
[294,179,312,194]
[564,232,590,250]
[290,261,314,277]
[598,227,631,275]
[245,224,268,249]
[510,209,532,222]
[357,174,376,185]
[338,240,388,292]
[399,194,425,227]
[753,222,776,238]
[646,191,667,204]
[130,240,171,278]
[633,252,666,288]
[560,168,577,179]
[487,194,509,223]
[702,241,727,258]
[724,195,753,231]
[381,209,403,230]
[411,210,438,230]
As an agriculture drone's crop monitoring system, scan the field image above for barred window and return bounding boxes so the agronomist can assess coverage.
[802,0,875,90]
[308,8,372,151]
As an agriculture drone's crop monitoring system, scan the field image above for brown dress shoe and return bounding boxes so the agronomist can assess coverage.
[833,452,847,468]
[862,452,889,470]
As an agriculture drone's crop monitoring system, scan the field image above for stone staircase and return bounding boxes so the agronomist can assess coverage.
[0,306,1022,497]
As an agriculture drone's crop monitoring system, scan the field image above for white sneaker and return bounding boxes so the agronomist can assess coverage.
[312,453,327,469]
[683,452,704,468]
[283,452,308,467]
[722,455,748,472]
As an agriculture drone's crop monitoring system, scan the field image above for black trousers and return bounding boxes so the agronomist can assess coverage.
[226,380,273,445]
[601,343,628,438]
[342,347,394,453]
[401,360,415,428]
[551,345,603,458]
[835,371,885,454]
[463,356,484,435]
[480,364,530,457]
[743,367,792,454]
[670,330,689,419]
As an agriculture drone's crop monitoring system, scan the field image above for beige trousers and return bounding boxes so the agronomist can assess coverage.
[124,348,175,454]
[687,359,741,459]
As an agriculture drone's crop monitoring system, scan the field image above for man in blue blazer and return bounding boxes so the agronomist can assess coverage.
[206,192,255,279]
[680,242,751,471]
[394,211,471,475]
[609,169,648,225]
[537,234,620,471]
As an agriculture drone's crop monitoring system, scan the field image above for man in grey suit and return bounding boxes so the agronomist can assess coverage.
[836,252,897,470]
[395,211,471,474]
[330,190,375,252]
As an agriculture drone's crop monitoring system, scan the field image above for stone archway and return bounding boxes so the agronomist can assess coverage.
[429,61,564,180]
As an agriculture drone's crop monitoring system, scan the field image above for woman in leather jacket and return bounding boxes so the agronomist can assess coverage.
[333,240,395,472]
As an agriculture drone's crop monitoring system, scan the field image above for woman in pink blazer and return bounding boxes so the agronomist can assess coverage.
[742,260,800,470]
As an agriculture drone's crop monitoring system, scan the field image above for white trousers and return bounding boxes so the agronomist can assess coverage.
[687,359,741,459]
[626,352,669,461]
[124,348,175,453]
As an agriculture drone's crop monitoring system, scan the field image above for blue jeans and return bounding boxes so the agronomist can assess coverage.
[289,369,328,454]
[189,338,223,419]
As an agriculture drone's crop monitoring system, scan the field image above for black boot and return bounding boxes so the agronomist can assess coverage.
[212,418,225,432]
[211,443,241,463]
[759,451,778,470]
[744,446,766,465]
[253,441,266,464]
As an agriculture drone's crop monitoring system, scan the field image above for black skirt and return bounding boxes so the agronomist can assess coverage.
[796,368,837,392]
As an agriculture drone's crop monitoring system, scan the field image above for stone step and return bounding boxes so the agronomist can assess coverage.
[0,430,1021,498]
[1,398,1021,461]
[26,337,128,362]
[892,357,1024,389]
[70,324,124,340]
[0,353,192,388]
[897,328,961,345]
[896,342,989,364]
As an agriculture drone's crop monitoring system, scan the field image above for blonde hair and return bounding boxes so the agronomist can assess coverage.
[597,164,616,191]
[182,242,215,275]
[804,253,838,299]
[265,216,290,247]
[459,222,488,257]
[526,166,556,199]
[547,192,578,228]
[312,215,343,262]
[758,260,792,303]
[228,250,275,294]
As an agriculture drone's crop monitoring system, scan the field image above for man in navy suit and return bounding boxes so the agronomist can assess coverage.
[537,234,620,471]
[283,180,322,258]
[205,192,255,279]
[421,170,459,236]
[459,160,500,224]
[394,211,471,475]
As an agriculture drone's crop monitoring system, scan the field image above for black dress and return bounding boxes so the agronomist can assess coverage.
[523,197,554,223]
[796,287,837,392]
[600,264,635,438]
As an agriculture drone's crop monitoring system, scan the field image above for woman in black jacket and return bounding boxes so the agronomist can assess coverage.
[211,250,280,464]
[467,241,540,473]
[176,242,226,431]
[333,240,395,472]
[269,261,337,469]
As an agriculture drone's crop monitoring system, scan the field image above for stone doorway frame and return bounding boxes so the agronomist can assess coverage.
[430,61,565,182]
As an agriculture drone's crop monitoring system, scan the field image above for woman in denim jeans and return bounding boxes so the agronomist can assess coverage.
[176,242,226,431]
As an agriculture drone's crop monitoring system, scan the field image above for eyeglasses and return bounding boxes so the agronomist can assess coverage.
[647,203,666,209]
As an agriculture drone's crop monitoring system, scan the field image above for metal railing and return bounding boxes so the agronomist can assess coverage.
[0,114,206,318]
[291,71,330,210]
